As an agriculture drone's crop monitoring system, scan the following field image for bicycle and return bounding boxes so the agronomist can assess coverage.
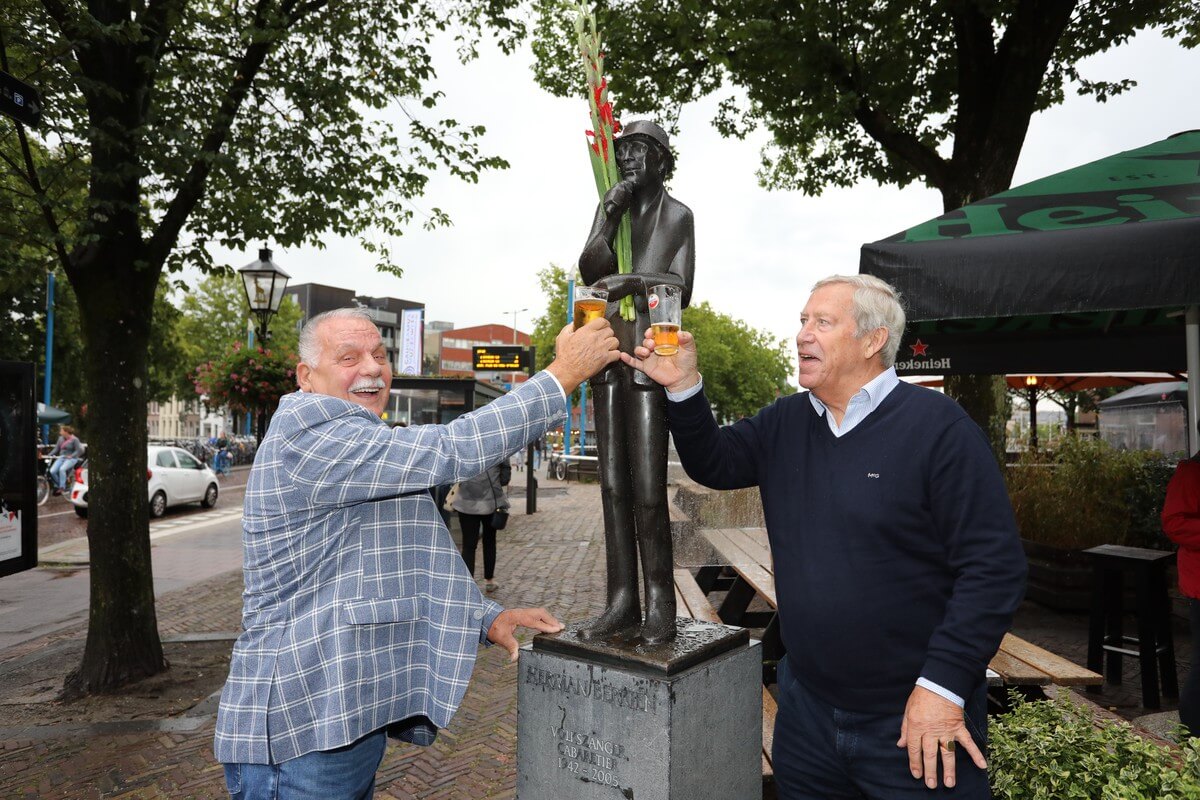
[36,453,77,506]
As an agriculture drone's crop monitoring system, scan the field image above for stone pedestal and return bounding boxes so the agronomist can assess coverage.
[517,619,761,799]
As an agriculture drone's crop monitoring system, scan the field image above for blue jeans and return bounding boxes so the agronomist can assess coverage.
[50,457,77,490]
[772,656,990,799]
[223,729,387,800]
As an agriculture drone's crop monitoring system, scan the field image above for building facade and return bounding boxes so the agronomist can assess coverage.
[284,283,426,376]
[147,394,203,440]
[439,323,532,386]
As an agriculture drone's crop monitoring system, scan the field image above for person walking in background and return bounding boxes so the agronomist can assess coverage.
[1161,448,1200,738]
[47,424,83,495]
[215,431,230,476]
[453,459,511,593]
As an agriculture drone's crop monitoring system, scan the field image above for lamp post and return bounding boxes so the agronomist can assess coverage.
[1025,375,1040,451]
[238,247,291,443]
[506,307,528,387]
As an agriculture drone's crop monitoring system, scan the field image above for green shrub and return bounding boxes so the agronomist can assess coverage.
[990,691,1200,799]
[1005,436,1176,550]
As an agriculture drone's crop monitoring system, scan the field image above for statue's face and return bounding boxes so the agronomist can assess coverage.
[616,137,666,187]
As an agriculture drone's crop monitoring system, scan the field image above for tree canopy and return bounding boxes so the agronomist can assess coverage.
[683,301,795,422]
[532,0,1197,208]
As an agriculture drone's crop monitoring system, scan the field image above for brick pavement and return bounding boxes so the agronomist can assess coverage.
[0,480,610,799]
[1,477,1194,798]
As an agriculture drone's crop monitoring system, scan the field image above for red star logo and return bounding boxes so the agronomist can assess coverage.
[909,339,930,357]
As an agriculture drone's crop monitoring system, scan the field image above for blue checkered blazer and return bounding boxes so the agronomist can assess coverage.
[214,372,565,764]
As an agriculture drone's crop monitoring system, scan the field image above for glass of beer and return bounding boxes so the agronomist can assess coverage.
[573,286,609,330]
[648,284,681,356]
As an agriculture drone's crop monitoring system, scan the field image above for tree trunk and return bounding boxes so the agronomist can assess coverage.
[62,247,166,698]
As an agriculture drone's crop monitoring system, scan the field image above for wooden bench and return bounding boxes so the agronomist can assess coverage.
[674,568,777,780]
[698,527,1102,694]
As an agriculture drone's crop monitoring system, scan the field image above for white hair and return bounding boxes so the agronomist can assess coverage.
[811,274,907,367]
[298,307,379,367]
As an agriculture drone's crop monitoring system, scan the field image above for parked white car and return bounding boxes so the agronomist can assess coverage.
[70,446,219,519]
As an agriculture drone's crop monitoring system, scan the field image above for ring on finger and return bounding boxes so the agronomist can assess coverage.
[940,740,956,752]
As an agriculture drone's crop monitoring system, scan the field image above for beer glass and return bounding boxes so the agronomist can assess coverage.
[648,284,681,356]
[573,286,609,330]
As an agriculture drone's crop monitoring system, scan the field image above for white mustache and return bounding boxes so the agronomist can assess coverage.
[349,378,386,392]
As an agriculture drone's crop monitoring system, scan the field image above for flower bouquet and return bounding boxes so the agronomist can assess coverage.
[574,3,635,321]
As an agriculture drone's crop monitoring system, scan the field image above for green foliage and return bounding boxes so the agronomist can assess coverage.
[175,271,302,395]
[531,264,571,373]
[530,0,1197,203]
[2,0,526,276]
[1005,436,1176,550]
[193,341,299,416]
[990,690,1200,799]
[683,302,795,423]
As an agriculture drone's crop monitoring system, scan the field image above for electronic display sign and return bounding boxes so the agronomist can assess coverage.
[473,346,526,372]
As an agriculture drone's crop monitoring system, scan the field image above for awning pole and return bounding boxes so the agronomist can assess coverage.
[1188,305,1200,455]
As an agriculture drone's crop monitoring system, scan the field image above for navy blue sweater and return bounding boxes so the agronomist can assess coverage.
[669,381,1026,713]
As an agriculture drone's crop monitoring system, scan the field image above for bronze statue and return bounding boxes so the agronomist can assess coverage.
[578,120,695,644]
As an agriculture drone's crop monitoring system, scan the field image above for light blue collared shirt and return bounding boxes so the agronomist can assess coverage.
[807,367,899,437]
[669,367,965,709]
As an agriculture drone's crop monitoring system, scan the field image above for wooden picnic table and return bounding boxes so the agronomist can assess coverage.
[697,527,1102,691]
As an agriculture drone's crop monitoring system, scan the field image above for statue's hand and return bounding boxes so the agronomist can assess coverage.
[602,180,636,218]
[620,328,700,394]
[594,274,644,302]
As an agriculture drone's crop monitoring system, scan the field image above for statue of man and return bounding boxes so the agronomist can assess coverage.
[578,120,695,644]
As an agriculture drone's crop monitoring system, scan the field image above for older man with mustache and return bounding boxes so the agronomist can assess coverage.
[215,307,621,799]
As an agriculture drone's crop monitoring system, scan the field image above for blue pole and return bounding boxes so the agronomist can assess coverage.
[564,278,575,451]
[42,271,55,443]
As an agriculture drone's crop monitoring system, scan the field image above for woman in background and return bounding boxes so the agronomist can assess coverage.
[452,459,510,593]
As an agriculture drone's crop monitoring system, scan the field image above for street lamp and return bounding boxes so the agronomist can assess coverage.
[1025,375,1040,451]
[238,247,291,442]
[507,307,528,386]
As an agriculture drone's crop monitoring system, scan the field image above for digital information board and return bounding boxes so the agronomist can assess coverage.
[473,346,527,372]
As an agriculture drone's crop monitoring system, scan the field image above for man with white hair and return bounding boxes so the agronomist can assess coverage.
[622,274,1026,799]
[215,307,620,798]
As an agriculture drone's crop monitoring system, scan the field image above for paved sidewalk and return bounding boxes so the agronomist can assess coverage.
[0,480,609,799]
[0,477,1193,798]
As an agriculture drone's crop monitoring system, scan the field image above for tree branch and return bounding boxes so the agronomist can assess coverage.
[0,27,72,273]
[145,0,328,266]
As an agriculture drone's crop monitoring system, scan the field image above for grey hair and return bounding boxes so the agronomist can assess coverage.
[298,307,379,367]
[811,274,907,367]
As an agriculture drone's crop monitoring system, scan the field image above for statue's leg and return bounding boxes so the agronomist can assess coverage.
[578,379,641,640]
[630,386,676,644]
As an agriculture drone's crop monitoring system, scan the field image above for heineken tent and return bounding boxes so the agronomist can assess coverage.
[860,130,1200,442]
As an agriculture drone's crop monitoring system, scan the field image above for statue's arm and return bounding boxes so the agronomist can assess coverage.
[618,205,695,306]
[579,203,618,284]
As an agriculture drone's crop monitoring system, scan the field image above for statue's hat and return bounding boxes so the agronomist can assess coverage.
[617,120,674,174]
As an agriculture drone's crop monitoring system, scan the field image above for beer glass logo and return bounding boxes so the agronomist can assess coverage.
[648,293,659,309]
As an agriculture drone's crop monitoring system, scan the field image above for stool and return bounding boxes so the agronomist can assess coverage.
[1084,544,1178,709]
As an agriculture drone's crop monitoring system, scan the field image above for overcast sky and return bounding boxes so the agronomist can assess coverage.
[206,27,1197,357]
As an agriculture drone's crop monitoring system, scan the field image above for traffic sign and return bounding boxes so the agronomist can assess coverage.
[0,71,42,127]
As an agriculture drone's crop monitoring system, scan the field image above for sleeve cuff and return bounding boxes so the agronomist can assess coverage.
[916,677,965,708]
[666,375,704,403]
[479,599,504,645]
[542,370,567,403]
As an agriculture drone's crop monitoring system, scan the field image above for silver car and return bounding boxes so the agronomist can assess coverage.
[69,445,220,519]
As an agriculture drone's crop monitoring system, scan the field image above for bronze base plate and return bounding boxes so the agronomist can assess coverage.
[533,617,750,675]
